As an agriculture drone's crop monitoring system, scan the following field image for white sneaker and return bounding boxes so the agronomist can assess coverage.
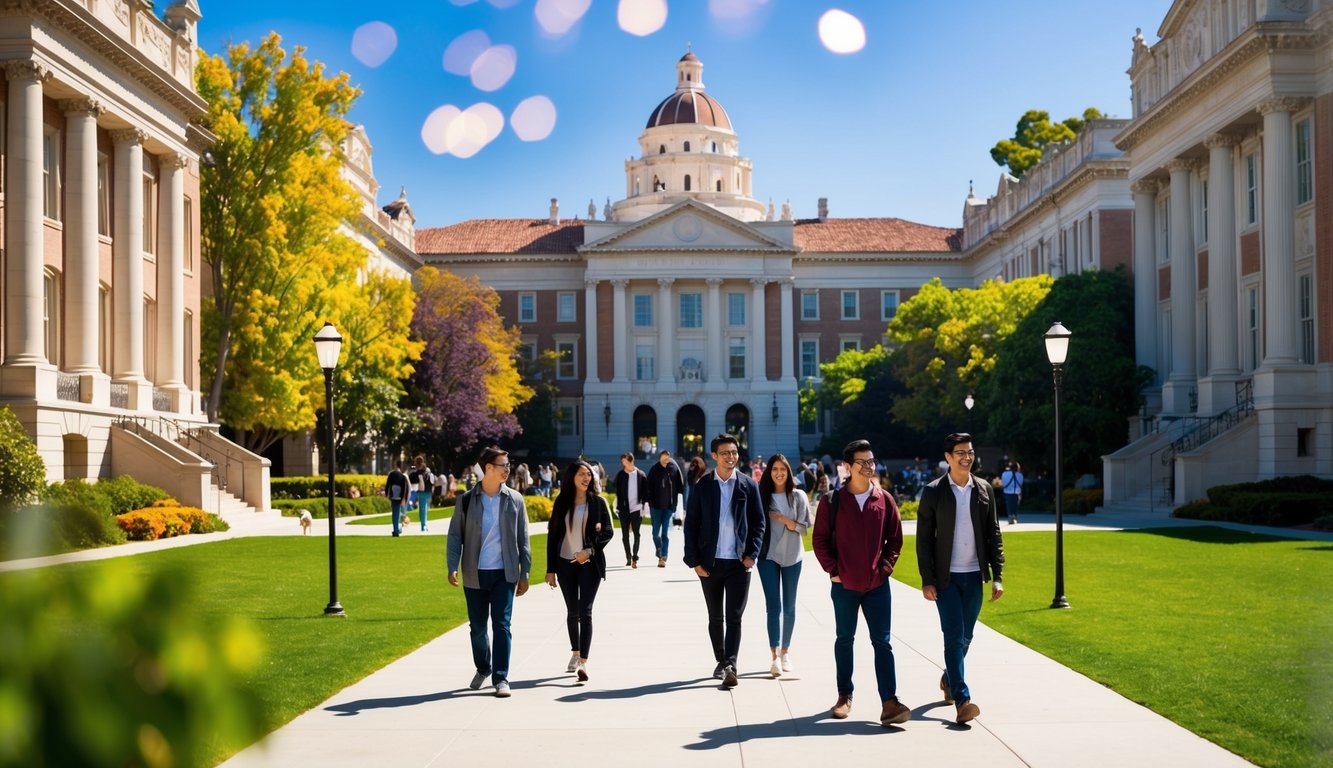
[495,680,511,698]
[566,652,580,673]
[780,653,792,673]
[769,659,782,678]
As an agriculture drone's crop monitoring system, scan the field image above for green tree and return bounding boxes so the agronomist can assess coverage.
[503,350,560,460]
[886,276,1053,438]
[983,266,1151,478]
[0,406,45,511]
[990,107,1105,178]
[801,346,928,459]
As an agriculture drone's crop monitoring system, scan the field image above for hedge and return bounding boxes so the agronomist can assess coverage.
[115,501,228,541]
[273,496,391,518]
[1206,475,1333,508]
[1173,475,1333,526]
[1061,488,1103,516]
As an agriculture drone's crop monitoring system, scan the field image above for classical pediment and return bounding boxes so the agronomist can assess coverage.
[580,200,792,253]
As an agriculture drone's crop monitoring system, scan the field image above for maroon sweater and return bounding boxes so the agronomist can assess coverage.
[811,486,903,592]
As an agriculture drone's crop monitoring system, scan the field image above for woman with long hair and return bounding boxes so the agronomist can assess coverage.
[757,454,812,677]
[545,460,614,682]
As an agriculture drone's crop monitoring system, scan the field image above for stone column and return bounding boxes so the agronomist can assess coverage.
[111,128,151,407]
[1199,134,1241,413]
[1258,98,1304,365]
[706,278,723,384]
[1162,159,1197,415]
[779,277,795,381]
[157,154,189,408]
[656,278,674,387]
[611,279,628,382]
[584,279,599,383]
[62,98,104,383]
[1131,180,1159,380]
[750,278,767,383]
[2,60,51,372]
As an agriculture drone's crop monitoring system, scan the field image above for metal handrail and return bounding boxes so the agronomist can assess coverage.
[1149,379,1255,512]
[113,415,243,504]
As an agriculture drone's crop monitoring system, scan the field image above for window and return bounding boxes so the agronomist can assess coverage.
[801,290,819,320]
[727,292,745,326]
[841,290,859,320]
[1299,273,1314,365]
[711,141,717,152]
[1245,153,1257,225]
[183,197,193,271]
[142,174,156,255]
[143,298,157,382]
[1247,287,1259,370]
[840,337,861,353]
[43,270,61,364]
[728,338,746,379]
[716,179,722,192]
[880,290,899,321]
[683,141,691,152]
[679,293,702,328]
[1295,118,1312,205]
[556,341,577,379]
[516,339,536,362]
[633,294,653,326]
[557,291,576,322]
[183,310,194,387]
[557,401,580,437]
[43,129,61,220]
[800,339,819,379]
[1200,178,1209,242]
[635,343,655,380]
[518,292,536,323]
[684,174,692,191]
[97,154,111,236]
[99,285,111,372]
[658,145,665,154]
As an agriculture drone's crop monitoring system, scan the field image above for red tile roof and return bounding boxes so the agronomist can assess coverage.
[416,219,584,255]
[793,218,961,253]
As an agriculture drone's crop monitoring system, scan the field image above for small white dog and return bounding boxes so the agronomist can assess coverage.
[298,509,313,535]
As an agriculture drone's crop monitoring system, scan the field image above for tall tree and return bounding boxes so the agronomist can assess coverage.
[502,350,560,460]
[990,107,1105,178]
[410,269,533,466]
[800,346,928,459]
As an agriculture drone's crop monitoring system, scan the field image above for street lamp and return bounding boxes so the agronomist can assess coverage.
[964,392,975,435]
[313,322,346,618]
[603,395,611,437]
[771,393,779,424]
[1043,321,1071,610]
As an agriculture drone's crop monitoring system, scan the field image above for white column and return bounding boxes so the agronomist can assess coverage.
[779,277,794,381]
[157,154,188,401]
[1131,180,1159,379]
[656,278,674,386]
[706,278,723,383]
[111,129,148,390]
[61,98,104,377]
[3,60,50,367]
[1258,98,1302,365]
[611,279,628,382]
[1205,134,1241,377]
[750,278,767,383]
[1162,159,1197,414]
[584,279,599,383]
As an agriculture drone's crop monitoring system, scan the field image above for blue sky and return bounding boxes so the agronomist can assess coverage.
[196,0,1171,230]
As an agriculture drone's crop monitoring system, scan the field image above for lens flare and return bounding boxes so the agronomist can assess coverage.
[536,0,591,36]
[421,104,462,154]
[443,30,491,76]
[350,21,397,68]
[511,95,557,141]
[818,9,866,54]
[470,44,518,92]
[617,0,667,37]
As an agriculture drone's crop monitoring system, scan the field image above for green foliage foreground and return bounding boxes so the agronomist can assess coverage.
[895,528,1333,768]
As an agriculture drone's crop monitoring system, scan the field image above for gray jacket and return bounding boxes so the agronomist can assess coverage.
[446,484,531,588]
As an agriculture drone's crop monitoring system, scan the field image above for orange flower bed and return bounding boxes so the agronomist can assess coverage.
[115,501,219,541]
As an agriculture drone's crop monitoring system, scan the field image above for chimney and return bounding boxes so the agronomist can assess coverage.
[817,197,828,222]
[549,197,559,225]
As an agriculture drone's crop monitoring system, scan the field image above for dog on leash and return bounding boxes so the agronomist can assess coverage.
[298,509,313,535]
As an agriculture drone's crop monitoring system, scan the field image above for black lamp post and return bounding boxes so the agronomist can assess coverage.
[313,322,346,618]
[1044,321,1071,610]
[603,396,611,437]
[964,392,975,435]
[771,393,779,424]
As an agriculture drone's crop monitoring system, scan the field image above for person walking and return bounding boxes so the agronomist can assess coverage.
[683,433,765,688]
[683,456,708,518]
[384,462,410,537]
[545,460,614,683]
[613,453,648,568]
[646,449,684,567]
[1000,461,1023,524]
[917,432,1005,724]
[757,454,812,678]
[411,455,434,532]
[811,439,911,727]
[446,446,532,698]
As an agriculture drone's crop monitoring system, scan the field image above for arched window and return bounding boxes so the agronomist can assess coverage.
[716,179,722,192]
[683,141,691,152]
[712,141,718,152]
[659,145,666,154]
[725,404,751,462]
[633,405,658,458]
[676,404,706,459]
[684,175,692,191]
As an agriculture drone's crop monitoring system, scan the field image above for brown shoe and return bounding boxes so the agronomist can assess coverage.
[880,698,911,726]
[940,674,953,704]
[657,558,666,568]
[830,695,852,719]
[955,699,980,724]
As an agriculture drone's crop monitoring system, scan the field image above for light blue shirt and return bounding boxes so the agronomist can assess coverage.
[478,490,504,570]
[715,472,739,560]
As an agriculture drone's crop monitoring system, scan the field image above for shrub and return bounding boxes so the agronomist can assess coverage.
[1314,514,1333,532]
[1226,492,1333,527]
[270,474,386,500]
[96,475,170,516]
[273,496,390,518]
[524,495,553,522]
[51,501,126,548]
[897,499,919,520]
[115,503,226,541]
[0,405,46,511]
[43,479,114,519]
[1062,488,1103,515]
[1172,499,1220,520]
[1207,475,1333,508]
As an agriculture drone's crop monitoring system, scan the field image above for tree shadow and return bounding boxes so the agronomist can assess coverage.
[1129,525,1298,545]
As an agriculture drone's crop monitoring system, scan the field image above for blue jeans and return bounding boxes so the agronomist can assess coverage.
[830,580,897,702]
[649,506,674,559]
[756,559,802,649]
[464,569,516,684]
[1003,493,1020,521]
[390,501,404,535]
[935,570,984,704]
[417,492,431,529]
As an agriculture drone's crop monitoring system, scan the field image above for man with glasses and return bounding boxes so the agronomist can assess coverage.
[683,433,765,687]
[812,439,911,726]
[447,446,532,698]
[916,432,1005,724]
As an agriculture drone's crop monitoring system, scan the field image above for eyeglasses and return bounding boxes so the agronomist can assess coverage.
[715,450,740,457]
[851,459,877,469]
[492,463,512,471]
[950,450,976,458]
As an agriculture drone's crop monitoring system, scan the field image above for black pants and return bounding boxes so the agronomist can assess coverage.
[618,513,641,562]
[699,558,750,668]
[555,558,601,658]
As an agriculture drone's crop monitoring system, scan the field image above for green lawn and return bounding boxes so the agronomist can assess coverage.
[893,527,1333,768]
[345,505,453,525]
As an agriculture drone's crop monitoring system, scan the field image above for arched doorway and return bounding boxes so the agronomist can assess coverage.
[676,404,705,459]
[725,403,750,463]
[633,405,658,460]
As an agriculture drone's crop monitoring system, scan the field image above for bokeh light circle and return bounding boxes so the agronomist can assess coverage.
[818,9,866,54]
[536,0,592,36]
[351,21,397,68]
[443,30,492,76]
[617,0,668,37]
[511,96,557,141]
[470,45,518,92]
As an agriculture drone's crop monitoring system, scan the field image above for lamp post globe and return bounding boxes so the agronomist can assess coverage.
[964,393,975,434]
[1043,321,1071,610]
[313,322,346,617]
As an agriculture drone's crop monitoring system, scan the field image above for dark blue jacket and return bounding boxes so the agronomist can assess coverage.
[683,470,765,569]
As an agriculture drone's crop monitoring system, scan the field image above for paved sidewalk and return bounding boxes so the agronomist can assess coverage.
[222,548,1253,768]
